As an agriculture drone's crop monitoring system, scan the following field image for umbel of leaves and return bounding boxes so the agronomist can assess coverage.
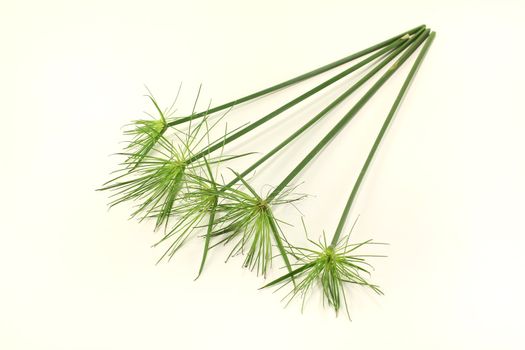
[211,174,305,277]
[100,136,192,229]
[262,230,383,318]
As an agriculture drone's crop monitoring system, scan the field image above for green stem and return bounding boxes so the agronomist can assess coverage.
[167,25,425,127]
[266,28,430,203]
[330,31,436,247]
[223,33,414,190]
[187,33,415,166]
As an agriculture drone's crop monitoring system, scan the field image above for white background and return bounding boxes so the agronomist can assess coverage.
[2,0,525,349]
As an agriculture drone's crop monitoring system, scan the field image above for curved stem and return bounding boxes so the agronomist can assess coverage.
[266,28,430,203]
[330,31,436,246]
[167,25,425,127]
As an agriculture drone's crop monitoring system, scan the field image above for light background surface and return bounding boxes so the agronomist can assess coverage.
[1,0,524,349]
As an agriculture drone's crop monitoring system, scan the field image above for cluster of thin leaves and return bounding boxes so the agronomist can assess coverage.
[153,162,219,263]
[101,92,384,319]
[210,173,306,277]
[100,93,305,277]
[102,120,212,229]
[121,87,183,169]
[262,219,384,318]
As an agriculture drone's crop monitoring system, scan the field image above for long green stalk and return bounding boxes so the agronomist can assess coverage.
[265,28,430,203]
[222,32,416,189]
[186,34,416,165]
[167,25,425,127]
[330,31,436,247]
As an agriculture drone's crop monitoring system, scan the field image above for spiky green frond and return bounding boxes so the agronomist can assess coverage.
[100,136,191,229]
[123,118,166,167]
[153,166,220,263]
[100,90,233,230]
[211,173,306,277]
[262,230,383,318]
[212,187,273,276]
[121,92,181,169]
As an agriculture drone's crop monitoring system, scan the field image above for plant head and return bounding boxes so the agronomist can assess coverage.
[211,172,306,277]
[122,89,183,169]
[262,222,384,318]
[100,83,252,230]
[100,136,191,229]
[102,113,213,224]
[153,160,221,263]
[123,117,166,169]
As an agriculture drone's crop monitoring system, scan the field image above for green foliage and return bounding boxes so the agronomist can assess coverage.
[121,91,183,169]
[99,91,224,230]
[99,26,435,319]
[153,162,220,263]
[262,221,384,318]
[100,136,190,229]
[211,174,306,277]
[123,117,166,168]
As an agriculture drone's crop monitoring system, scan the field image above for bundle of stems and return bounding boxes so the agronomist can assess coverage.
[194,29,425,276]
[100,25,435,317]
[209,27,430,277]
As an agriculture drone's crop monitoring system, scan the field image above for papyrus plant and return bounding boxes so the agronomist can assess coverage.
[100,25,435,318]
